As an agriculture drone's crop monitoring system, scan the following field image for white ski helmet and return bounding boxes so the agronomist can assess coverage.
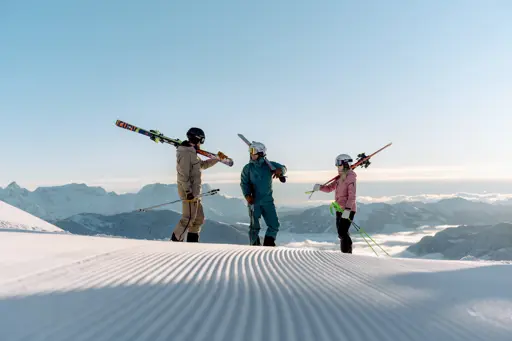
[335,154,353,167]
[249,141,267,156]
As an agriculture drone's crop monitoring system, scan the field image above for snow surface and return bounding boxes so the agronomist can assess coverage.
[0,231,511,341]
[0,200,63,233]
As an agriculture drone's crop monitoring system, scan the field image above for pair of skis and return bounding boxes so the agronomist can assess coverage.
[115,120,285,183]
[237,134,286,183]
[115,119,390,190]
[115,120,234,167]
[306,142,392,198]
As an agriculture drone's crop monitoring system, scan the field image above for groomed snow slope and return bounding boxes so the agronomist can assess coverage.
[0,200,63,232]
[0,231,511,341]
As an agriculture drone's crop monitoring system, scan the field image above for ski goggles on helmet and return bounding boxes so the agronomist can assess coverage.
[188,135,205,144]
[249,147,265,155]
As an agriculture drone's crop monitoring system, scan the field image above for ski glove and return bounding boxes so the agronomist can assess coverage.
[245,195,254,205]
[186,192,195,201]
[272,168,283,178]
[313,184,322,191]
[341,209,351,220]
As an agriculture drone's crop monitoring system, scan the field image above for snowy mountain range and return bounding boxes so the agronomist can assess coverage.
[3,182,512,238]
[280,197,512,234]
[52,210,249,245]
[0,181,248,223]
[404,223,512,261]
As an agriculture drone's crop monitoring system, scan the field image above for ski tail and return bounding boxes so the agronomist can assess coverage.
[115,120,234,167]
[237,133,251,146]
[115,119,181,146]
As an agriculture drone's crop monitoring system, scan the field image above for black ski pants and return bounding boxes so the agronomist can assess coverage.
[336,211,356,253]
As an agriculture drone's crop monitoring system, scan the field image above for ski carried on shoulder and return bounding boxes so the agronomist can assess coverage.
[305,142,392,197]
[237,133,286,183]
[115,120,234,167]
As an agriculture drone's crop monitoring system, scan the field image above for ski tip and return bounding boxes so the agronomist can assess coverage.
[223,159,234,167]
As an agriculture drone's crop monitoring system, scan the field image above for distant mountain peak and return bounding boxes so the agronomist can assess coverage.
[4,181,29,196]
[138,183,177,194]
[32,183,108,196]
[6,181,21,190]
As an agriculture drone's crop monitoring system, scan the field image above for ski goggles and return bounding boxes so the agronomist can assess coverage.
[249,148,265,156]
[249,147,263,155]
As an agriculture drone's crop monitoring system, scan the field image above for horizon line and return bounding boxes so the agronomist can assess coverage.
[2,180,512,204]
[4,177,512,194]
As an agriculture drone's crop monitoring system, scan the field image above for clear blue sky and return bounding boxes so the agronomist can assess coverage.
[1,0,511,192]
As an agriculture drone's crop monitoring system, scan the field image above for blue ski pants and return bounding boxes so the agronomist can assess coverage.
[248,202,280,244]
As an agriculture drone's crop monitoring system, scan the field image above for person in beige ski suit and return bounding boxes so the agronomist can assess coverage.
[170,127,227,242]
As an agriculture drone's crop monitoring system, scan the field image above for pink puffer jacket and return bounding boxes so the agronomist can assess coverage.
[320,170,357,212]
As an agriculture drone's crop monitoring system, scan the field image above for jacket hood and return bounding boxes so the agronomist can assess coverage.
[177,141,196,154]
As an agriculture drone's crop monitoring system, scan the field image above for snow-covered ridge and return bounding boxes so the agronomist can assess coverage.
[281,197,512,234]
[357,192,512,205]
[0,200,63,233]
[54,210,248,245]
[0,181,248,222]
[0,231,510,340]
[405,223,512,261]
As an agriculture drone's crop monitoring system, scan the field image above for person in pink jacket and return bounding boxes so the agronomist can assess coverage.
[313,153,357,253]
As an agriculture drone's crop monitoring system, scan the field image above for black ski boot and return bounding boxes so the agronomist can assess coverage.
[340,238,352,253]
[263,236,276,247]
[251,237,261,246]
[187,232,199,242]
[170,233,179,241]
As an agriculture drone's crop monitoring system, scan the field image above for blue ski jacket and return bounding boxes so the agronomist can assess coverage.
[240,157,287,205]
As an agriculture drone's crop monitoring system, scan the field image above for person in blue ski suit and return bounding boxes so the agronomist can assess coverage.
[240,141,286,246]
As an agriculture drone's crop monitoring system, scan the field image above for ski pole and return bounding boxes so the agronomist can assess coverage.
[351,221,390,257]
[355,227,379,256]
[328,202,390,257]
[136,189,220,212]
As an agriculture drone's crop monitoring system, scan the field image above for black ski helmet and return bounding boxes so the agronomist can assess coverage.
[187,127,205,144]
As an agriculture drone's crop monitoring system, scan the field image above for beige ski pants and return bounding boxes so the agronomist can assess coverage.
[172,199,205,241]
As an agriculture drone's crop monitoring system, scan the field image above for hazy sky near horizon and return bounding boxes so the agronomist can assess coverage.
[2,0,511,193]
